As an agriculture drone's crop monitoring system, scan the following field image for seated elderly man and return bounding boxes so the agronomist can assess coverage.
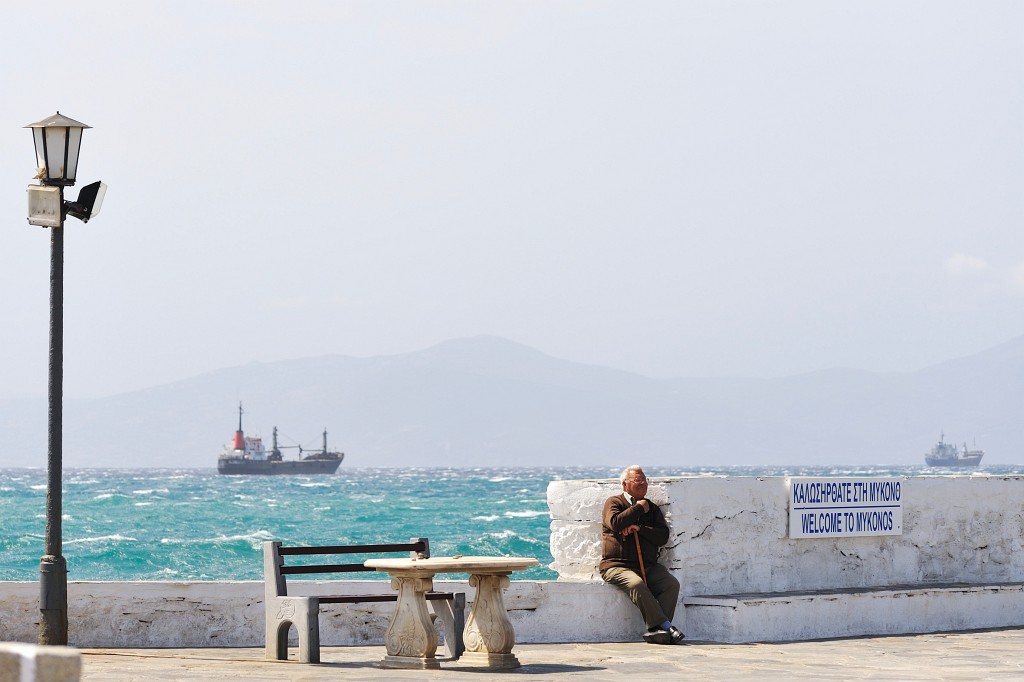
[599,465,683,645]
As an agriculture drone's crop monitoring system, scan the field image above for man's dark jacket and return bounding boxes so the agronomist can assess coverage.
[599,493,670,573]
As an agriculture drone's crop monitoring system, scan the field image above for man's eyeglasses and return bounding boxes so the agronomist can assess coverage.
[627,477,647,483]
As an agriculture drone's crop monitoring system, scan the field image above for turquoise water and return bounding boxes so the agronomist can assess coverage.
[2,465,1021,582]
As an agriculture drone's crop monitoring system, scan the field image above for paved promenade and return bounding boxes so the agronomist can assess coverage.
[78,628,1024,681]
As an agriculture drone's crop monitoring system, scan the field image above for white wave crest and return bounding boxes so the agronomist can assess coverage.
[484,530,520,539]
[66,534,137,545]
[161,529,275,546]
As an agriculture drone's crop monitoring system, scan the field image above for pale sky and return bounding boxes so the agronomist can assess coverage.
[1,1,1022,400]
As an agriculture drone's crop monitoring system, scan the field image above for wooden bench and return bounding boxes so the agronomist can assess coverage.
[264,538,466,663]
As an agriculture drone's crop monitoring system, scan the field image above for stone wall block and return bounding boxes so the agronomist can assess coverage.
[545,480,608,521]
[546,479,672,523]
[0,644,80,682]
[548,520,602,580]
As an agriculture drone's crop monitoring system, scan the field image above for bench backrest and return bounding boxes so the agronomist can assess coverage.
[264,538,431,599]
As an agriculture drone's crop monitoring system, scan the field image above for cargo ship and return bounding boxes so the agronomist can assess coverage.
[924,433,983,468]
[217,404,343,475]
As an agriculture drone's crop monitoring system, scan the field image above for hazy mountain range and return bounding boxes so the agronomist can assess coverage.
[1,334,1021,468]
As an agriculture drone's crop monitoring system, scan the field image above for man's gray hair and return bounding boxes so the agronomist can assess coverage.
[619,465,644,484]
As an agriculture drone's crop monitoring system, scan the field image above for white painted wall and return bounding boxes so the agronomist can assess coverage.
[548,475,1024,595]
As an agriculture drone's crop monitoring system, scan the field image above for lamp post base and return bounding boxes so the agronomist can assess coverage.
[39,555,68,645]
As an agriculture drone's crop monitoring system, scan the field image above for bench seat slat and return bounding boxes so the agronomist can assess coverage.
[317,591,456,604]
[278,542,423,556]
[281,563,372,575]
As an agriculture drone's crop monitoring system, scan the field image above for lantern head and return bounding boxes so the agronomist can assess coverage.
[25,112,91,187]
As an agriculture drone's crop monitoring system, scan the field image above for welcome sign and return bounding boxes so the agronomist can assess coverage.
[787,477,903,539]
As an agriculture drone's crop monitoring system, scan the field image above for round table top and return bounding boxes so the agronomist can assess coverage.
[364,555,539,574]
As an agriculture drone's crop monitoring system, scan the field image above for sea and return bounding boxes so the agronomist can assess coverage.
[2,464,1022,583]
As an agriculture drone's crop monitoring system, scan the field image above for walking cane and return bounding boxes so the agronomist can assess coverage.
[634,531,647,584]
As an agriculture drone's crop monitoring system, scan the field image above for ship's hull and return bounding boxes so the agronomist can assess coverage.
[924,454,983,467]
[217,456,342,475]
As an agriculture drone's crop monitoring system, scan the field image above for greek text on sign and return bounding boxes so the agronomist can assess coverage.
[787,477,903,539]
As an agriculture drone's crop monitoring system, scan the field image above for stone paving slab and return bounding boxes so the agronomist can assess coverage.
[77,628,1024,681]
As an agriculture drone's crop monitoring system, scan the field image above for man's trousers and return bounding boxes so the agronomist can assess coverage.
[601,562,680,629]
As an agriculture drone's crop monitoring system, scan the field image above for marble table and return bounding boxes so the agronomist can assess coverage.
[364,555,539,669]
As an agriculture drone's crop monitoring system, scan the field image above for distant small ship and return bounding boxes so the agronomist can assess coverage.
[924,433,983,468]
[217,404,343,475]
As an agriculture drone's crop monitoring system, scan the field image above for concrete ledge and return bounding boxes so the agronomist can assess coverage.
[0,644,80,682]
[684,582,1024,643]
[0,581,648,647]
[3,580,1021,647]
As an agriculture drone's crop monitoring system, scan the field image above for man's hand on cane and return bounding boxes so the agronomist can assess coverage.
[620,524,640,538]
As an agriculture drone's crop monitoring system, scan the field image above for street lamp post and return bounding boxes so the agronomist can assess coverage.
[25,112,106,646]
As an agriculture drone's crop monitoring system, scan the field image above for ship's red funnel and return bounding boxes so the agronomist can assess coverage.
[232,431,245,450]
